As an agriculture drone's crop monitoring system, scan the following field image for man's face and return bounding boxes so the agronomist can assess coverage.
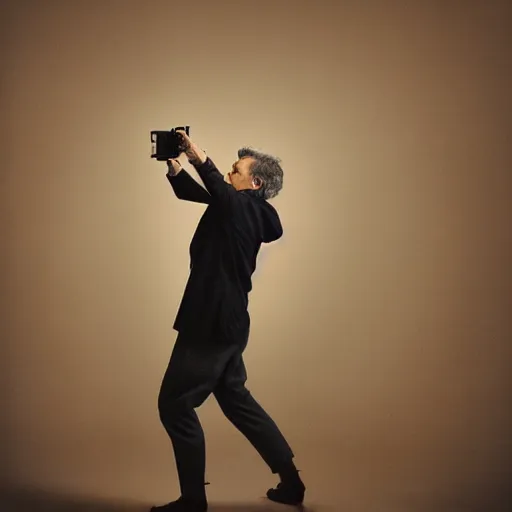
[226,157,259,191]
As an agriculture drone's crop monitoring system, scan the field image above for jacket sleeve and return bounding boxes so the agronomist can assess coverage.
[167,170,211,205]
[191,157,240,211]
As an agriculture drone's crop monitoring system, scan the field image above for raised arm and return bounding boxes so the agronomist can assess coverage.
[192,157,238,205]
[176,131,239,211]
[166,160,211,205]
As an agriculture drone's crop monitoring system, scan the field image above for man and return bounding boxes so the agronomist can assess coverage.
[152,131,305,512]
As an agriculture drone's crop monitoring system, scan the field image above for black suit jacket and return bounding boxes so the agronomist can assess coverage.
[167,157,283,345]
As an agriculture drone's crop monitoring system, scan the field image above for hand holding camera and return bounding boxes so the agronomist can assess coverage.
[166,130,207,178]
[151,126,206,166]
[175,130,207,167]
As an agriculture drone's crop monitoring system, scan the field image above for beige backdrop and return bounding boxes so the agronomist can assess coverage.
[1,0,511,510]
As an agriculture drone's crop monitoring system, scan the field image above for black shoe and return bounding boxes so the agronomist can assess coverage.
[267,476,306,506]
[150,496,208,512]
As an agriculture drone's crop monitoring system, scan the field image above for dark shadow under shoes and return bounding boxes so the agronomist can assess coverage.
[150,496,208,512]
[267,476,306,506]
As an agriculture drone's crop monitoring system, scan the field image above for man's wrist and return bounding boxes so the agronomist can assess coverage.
[188,156,208,167]
[186,143,208,166]
[166,162,183,177]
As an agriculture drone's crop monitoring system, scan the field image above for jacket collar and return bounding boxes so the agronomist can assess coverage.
[239,188,263,198]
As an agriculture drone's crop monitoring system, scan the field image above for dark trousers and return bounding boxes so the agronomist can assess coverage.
[157,330,295,498]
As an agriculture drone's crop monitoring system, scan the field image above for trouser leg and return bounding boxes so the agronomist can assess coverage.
[213,351,295,473]
[157,332,239,498]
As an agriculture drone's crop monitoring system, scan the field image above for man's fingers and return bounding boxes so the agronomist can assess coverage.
[176,130,191,151]
[175,130,189,142]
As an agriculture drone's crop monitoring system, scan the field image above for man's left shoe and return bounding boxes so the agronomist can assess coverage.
[267,477,306,506]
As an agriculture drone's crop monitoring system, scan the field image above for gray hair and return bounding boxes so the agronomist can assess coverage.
[237,147,284,200]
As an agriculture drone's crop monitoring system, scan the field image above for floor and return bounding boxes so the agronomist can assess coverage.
[0,486,322,512]
[1,481,509,512]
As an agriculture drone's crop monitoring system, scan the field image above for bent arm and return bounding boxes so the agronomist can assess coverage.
[167,169,211,205]
[191,157,239,208]
[181,135,240,211]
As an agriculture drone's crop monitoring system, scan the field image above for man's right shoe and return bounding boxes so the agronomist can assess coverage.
[266,477,306,506]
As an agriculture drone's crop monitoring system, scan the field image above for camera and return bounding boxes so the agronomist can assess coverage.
[150,126,190,161]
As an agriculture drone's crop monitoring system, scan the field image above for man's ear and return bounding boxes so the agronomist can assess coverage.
[252,177,262,188]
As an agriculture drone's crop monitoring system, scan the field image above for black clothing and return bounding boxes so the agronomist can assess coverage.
[266,476,306,506]
[158,330,295,498]
[157,157,295,503]
[167,158,283,346]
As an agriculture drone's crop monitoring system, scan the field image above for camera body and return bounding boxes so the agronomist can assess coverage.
[150,126,190,161]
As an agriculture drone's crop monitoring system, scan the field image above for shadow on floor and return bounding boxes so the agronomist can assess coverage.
[0,485,318,512]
